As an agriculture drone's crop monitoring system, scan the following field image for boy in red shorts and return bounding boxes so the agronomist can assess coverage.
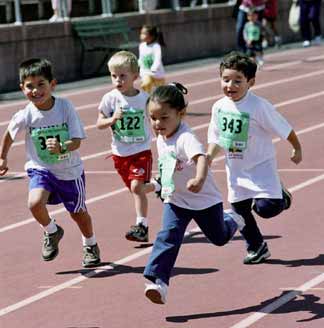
[96,51,154,242]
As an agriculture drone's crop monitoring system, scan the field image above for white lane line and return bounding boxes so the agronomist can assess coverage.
[230,271,324,328]
[1,174,324,317]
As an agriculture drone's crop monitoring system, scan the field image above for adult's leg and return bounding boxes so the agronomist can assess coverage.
[300,1,312,41]
[144,203,191,285]
[309,0,322,37]
[236,9,247,52]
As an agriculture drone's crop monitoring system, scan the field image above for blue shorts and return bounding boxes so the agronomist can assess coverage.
[27,169,87,213]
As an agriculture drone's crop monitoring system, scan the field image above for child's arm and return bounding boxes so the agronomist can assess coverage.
[46,138,82,154]
[187,154,208,193]
[206,143,222,166]
[0,129,14,175]
[96,109,123,130]
[287,129,302,164]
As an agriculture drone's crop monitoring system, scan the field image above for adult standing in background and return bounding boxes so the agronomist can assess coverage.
[299,0,322,47]
[235,0,266,52]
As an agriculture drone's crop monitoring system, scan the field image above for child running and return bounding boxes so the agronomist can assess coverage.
[143,83,245,304]
[207,51,302,264]
[96,51,153,243]
[138,25,166,93]
[0,58,100,267]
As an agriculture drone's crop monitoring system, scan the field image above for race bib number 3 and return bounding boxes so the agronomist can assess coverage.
[113,108,146,143]
[217,109,250,151]
[31,124,70,164]
[158,152,177,199]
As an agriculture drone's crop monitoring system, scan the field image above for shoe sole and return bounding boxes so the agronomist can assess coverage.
[244,250,271,264]
[145,289,165,304]
[42,229,64,261]
[282,187,292,210]
[125,235,149,243]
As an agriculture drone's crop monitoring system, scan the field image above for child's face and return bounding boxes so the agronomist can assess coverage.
[20,75,56,110]
[148,100,184,138]
[140,28,153,43]
[248,12,258,22]
[220,68,255,102]
[109,66,138,96]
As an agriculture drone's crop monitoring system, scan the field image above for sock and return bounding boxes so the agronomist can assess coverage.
[136,216,148,227]
[43,219,57,234]
[151,179,161,192]
[82,235,97,246]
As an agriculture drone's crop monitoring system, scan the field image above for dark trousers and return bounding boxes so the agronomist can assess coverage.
[231,197,285,252]
[300,0,322,41]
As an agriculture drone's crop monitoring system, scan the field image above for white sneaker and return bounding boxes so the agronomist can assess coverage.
[145,279,167,304]
[224,209,245,231]
[49,15,63,22]
[303,40,311,47]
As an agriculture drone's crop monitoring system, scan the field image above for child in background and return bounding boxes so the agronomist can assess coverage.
[243,7,264,67]
[143,83,245,304]
[138,25,166,93]
[262,0,281,48]
[0,58,100,268]
[96,51,154,243]
[207,52,302,264]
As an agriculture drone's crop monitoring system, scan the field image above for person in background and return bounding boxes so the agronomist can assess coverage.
[299,0,322,47]
[262,0,281,48]
[138,25,166,94]
[235,0,266,52]
[49,0,72,22]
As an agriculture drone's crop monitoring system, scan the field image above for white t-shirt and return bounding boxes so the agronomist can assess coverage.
[157,122,222,210]
[8,97,85,180]
[208,91,292,203]
[138,42,165,79]
[98,89,152,157]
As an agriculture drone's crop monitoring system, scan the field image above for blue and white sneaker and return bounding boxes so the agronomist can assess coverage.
[243,242,271,264]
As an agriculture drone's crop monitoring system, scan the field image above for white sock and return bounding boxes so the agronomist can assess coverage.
[43,219,57,234]
[82,235,97,246]
[136,216,148,227]
[151,179,161,192]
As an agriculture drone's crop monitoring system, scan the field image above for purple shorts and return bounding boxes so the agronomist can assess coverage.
[27,169,87,213]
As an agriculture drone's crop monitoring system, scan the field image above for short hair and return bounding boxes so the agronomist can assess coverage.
[107,51,139,74]
[220,51,257,81]
[19,58,54,84]
[147,82,188,112]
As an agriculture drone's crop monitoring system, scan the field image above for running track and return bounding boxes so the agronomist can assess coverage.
[1,45,324,328]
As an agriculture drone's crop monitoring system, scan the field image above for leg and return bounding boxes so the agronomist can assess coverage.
[28,188,51,226]
[70,210,94,238]
[131,179,148,218]
[144,203,191,285]
[141,75,154,93]
[253,198,285,219]
[300,1,312,42]
[236,9,247,52]
[194,203,238,246]
[231,199,264,252]
[309,1,322,38]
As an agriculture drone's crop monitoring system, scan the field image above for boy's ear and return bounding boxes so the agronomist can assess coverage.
[248,77,255,88]
[50,79,57,89]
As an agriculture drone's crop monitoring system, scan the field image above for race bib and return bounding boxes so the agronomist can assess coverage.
[158,152,177,199]
[31,124,70,164]
[217,109,250,151]
[112,107,146,143]
[142,54,154,69]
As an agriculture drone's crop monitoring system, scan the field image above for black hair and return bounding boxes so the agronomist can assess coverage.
[142,25,166,47]
[148,82,188,112]
[19,58,54,84]
[220,51,257,81]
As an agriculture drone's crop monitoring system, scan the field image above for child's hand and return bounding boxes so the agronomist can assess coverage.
[0,158,8,176]
[187,177,204,193]
[291,148,302,164]
[112,107,123,122]
[46,138,61,154]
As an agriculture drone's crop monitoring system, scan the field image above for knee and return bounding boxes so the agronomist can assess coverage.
[254,199,283,218]
[130,180,144,194]
[28,197,44,212]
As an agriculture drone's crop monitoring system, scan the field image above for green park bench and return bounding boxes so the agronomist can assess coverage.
[72,17,139,76]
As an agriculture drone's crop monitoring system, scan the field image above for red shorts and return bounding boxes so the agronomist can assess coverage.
[112,150,152,189]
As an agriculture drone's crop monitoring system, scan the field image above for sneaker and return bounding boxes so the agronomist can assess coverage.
[303,40,311,48]
[42,225,64,261]
[125,223,148,242]
[282,185,292,210]
[145,279,168,304]
[82,244,101,268]
[243,242,271,264]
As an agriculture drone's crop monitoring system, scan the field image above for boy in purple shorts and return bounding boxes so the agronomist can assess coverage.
[0,58,100,267]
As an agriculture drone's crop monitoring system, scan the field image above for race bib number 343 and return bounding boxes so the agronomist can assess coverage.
[217,109,250,151]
